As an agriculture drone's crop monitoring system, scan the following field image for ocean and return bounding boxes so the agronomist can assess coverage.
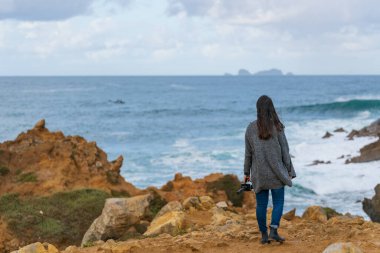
[1,76,379,218]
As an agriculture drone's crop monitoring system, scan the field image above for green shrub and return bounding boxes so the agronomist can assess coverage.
[173,227,187,236]
[17,172,38,183]
[206,174,244,207]
[110,189,131,197]
[0,166,10,176]
[0,189,110,248]
[82,241,95,248]
[144,191,167,221]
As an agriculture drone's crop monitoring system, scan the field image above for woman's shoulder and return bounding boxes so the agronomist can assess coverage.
[247,120,257,129]
[246,121,258,134]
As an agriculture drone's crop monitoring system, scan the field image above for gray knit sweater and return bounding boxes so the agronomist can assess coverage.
[244,121,296,193]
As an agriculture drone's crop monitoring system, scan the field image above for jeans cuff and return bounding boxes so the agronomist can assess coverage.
[269,225,278,229]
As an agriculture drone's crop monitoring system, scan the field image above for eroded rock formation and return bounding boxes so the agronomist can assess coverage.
[0,120,140,197]
[363,184,380,223]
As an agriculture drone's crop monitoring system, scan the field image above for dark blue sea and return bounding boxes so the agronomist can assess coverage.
[1,76,379,217]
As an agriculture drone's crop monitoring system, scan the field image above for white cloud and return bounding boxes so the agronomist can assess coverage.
[1,0,380,75]
[0,0,133,21]
[152,48,176,61]
[167,0,380,34]
[201,43,220,58]
[86,39,129,61]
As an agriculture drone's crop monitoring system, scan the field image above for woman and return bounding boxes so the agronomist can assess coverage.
[244,95,296,244]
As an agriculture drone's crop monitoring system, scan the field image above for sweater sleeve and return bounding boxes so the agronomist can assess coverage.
[278,129,296,178]
[244,126,253,176]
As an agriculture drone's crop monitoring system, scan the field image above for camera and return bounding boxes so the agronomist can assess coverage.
[236,182,253,194]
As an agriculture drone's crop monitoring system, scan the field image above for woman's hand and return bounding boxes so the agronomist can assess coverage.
[244,175,250,182]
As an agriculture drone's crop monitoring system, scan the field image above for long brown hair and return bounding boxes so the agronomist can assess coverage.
[256,95,284,140]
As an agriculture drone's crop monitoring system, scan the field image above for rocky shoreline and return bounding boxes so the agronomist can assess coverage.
[1,120,379,253]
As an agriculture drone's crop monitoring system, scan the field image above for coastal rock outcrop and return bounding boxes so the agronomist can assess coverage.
[333,127,347,133]
[81,192,166,246]
[363,184,380,222]
[282,208,296,221]
[347,119,380,139]
[345,118,380,163]
[302,206,328,222]
[322,131,333,139]
[348,138,380,163]
[254,68,283,76]
[159,173,255,208]
[237,69,251,76]
[0,120,140,197]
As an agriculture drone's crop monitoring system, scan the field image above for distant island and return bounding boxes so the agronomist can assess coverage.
[224,68,294,76]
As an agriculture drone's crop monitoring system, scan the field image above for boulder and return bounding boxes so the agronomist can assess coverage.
[81,193,164,246]
[302,206,328,222]
[144,211,185,236]
[322,242,362,253]
[216,201,228,209]
[11,242,58,253]
[282,208,296,221]
[363,184,380,222]
[155,201,183,219]
[34,119,46,130]
[308,160,331,166]
[183,197,201,210]
[322,132,333,139]
[333,128,346,133]
[199,196,215,210]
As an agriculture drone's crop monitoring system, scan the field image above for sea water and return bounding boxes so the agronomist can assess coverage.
[0,76,379,217]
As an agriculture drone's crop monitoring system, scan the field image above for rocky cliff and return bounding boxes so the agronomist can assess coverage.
[0,121,255,252]
[0,119,140,197]
[1,120,380,253]
[363,184,380,222]
[347,119,380,163]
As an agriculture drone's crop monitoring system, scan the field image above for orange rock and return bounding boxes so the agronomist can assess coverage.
[144,211,185,236]
[0,120,140,197]
[302,206,328,222]
[34,119,46,130]
[158,173,242,206]
[282,208,296,221]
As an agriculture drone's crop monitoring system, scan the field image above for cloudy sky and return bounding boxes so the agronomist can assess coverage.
[0,0,379,75]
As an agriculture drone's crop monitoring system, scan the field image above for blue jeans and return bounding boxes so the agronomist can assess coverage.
[255,187,285,233]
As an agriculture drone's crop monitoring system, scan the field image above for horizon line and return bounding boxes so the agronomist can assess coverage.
[1,74,380,77]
